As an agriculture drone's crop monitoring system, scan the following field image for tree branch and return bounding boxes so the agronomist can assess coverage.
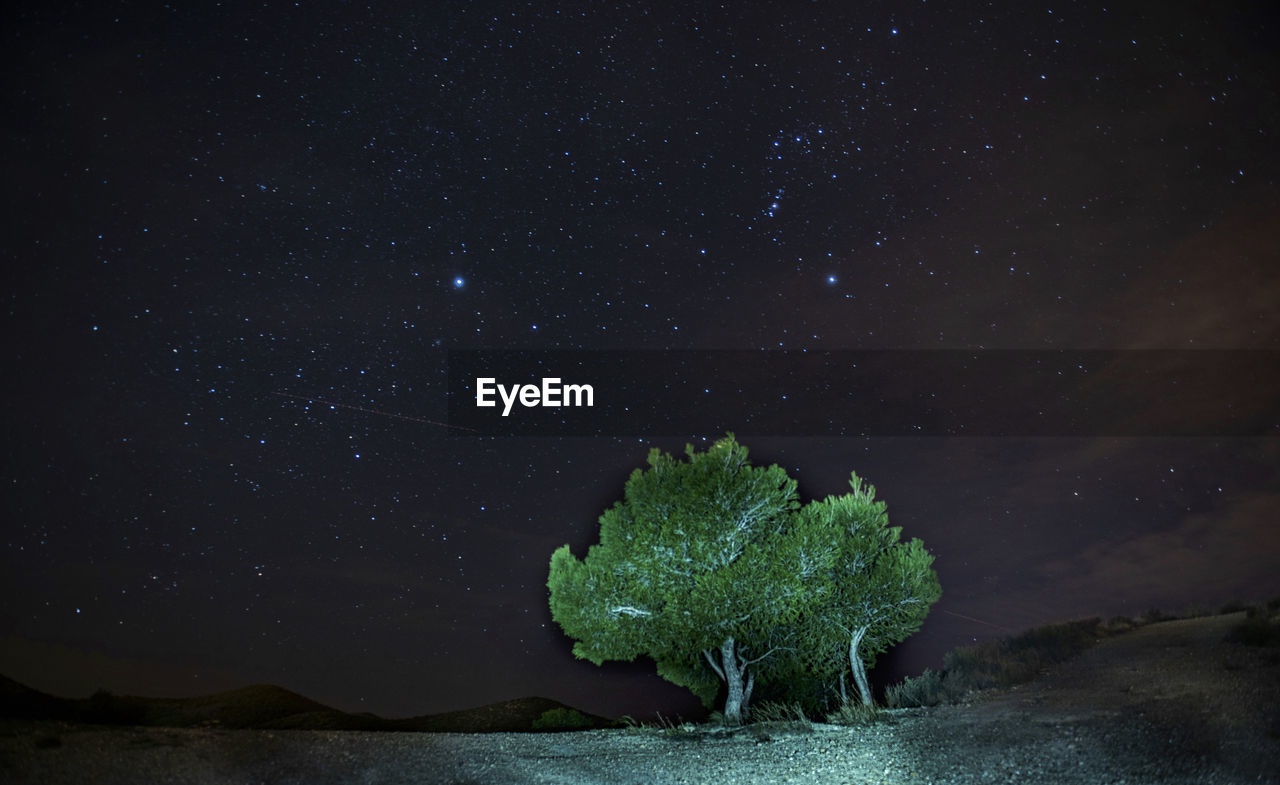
[740,645,782,667]
[703,648,726,681]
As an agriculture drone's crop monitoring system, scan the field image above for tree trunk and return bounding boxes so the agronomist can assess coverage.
[718,637,750,725]
[848,625,874,707]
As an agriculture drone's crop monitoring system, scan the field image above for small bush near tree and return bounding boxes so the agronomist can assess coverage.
[825,697,881,725]
[885,668,967,708]
[748,701,811,726]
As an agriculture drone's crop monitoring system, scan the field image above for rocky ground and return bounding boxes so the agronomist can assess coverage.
[2,613,1276,784]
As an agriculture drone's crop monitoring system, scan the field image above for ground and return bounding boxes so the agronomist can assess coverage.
[2,613,1276,784]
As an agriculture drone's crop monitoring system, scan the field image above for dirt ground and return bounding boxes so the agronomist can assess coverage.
[889,611,1280,784]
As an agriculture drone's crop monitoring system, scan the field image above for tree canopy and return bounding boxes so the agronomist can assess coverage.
[770,475,941,707]
[547,435,939,722]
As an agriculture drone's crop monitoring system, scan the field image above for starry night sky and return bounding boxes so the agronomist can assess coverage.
[4,1,1278,721]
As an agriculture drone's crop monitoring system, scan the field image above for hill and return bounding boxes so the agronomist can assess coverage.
[0,677,607,733]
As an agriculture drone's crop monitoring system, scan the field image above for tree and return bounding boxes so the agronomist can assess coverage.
[547,437,940,721]
[547,436,830,724]
[779,473,941,708]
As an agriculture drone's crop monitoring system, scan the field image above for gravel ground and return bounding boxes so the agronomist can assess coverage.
[0,711,1271,785]
[3,613,1276,784]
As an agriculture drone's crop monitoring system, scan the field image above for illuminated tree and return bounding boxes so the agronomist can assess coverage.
[548,436,939,722]
[774,474,941,708]
[549,436,827,723]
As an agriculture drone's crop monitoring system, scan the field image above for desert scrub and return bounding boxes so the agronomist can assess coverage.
[748,701,811,727]
[531,707,593,731]
[941,617,1103,693]
[825,698,881,725]
[1224,605,1280,647]
[1100,615,1138,635]
[618,713,706,738]
[1006,617,1101,660]
[886,668,968,708]
[886,616,1108,705]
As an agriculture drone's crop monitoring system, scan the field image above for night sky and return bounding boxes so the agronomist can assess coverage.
[4,1,1278,722]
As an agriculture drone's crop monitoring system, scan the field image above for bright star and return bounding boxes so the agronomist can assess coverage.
[453,277,465,289]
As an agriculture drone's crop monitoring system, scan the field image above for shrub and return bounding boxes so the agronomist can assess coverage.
[1225,606,1280,647]
[942,639,1030,691]
[531,707,593,731]
[1100,616,1136,635]
[1006,618,1100,659]
[885,618,1110,712]
[885,668,965,708]
[80,689,147,726]
[938,617,1102,694]
[825,698,881,725]
[749,701,811,726]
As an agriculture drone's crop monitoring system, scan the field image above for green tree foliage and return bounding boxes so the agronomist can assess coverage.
[782,474,942,707]
[547,436,940,722]
[547,436,813,723]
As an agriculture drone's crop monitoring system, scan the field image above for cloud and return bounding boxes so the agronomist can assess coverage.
[1035,490,1280,611]
[1106,202,1280,349]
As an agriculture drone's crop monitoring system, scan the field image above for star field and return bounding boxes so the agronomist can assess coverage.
[3,1,1278,719]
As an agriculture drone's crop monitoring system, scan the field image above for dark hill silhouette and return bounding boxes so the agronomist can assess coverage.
[0,676,607,732]
[386,696,581,732]
[0,674,77,721]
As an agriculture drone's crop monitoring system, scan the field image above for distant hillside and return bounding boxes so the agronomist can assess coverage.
[0,676,608,733]
[388,696,588,733]
[0,674,78,721]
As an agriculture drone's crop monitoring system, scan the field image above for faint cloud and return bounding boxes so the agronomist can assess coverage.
[1036,490,1280,610]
